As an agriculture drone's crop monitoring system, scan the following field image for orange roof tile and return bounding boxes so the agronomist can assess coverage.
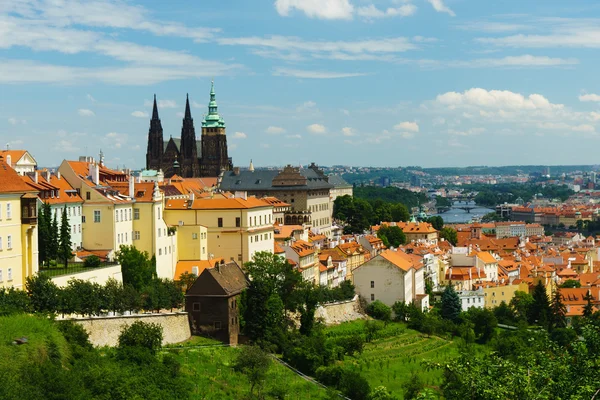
[166,196,272,210]
[175,258,224,280]
[0,156,36,194]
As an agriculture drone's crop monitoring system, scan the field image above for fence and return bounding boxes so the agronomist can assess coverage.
[39,261,119,278]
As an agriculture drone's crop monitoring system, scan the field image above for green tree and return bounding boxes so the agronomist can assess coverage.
[464,307,498,343]
[118,321,163,355]
[366,300,392,322]
[425,215,444,230]
[390,203,410,222]
[510,290,534,322]
[49,211,59,263]
[370,386,397,400]
[441,285,461,323]
[26,274,59,313]
[583,290,595,319]
[83,255,102,269]
[439,227,458,245]
[176,271,198,292]
[0,287,31,315]
[560,279,581,288]
[493,301,515,325]
[57,206,73,268]
[404,372,425,400]
[117,246,156,291]
[233,346,271,397]
[392,301,408,322]
[530,281,550,327]
[104,278,126,315]
[481,211,502,222]
[549,289,567,330]
[377,225,406,247]
[38,202,52,266]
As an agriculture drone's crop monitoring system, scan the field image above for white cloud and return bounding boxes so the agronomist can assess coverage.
[307,123,327,134]
[86,94,96,102]
[192,101,203,108]
[266,126,286,134]
[435,88,563,111]
[356,4,416,19]
[131,111,149,118]
[448,128,485,136]
[274,0,354,20]
[342,127,356,136]
[341,109,350,116]
[233,131,247,139]
[8,117,17,125]
[53,139,79,153]
[286,134,302,139]
[579,93,600,102]
[104,132,128,149]
[393,121,419,132]
[455,55,578,68]
[176,112,185,118]
[536,122,595,132]
[144,99,177,108]
[274,67,366,79]
[296,101,317,112]
[457,21,529,33]
[427,0,455,16]
[78,109,95,117]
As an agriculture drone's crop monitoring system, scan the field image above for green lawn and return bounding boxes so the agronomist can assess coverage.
[166,343,329,400]
[325,320,461,399]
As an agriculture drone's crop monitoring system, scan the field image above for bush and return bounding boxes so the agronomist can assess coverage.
[117,321,163,355]
[0,287,31,315]
[366,300,392,322]
[83,255,102,269]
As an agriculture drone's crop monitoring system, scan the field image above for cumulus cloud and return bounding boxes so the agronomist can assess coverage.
[356,4,416,19]
[342,127,356,136]
[393,121,420,132]
[131,111,149,118]
[435,88,562,111]
[307,124,327,134]
[104,132,128,149]
[274,0,354,20]
[448,128,485,136]
[78,109,95,117]
[286,134,302,139]
[86,94,96,102]
[233,131,247,139]
[296,101,317,112]
[579,93,600,102]
[266,126,286,134]
[144,99,177,108]
[427,0,455,16]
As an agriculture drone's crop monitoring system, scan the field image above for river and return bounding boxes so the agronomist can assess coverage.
[432,201,495,224]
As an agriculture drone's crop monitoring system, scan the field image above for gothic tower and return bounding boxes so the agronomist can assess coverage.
[200,81,232,177]
[179,94,200,178]
[146,94,164,171]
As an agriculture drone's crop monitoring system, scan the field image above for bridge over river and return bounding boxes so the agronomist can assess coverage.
[433,200,494,223]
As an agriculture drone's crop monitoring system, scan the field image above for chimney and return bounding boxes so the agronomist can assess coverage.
[129,174,134,198]
[233,167,240,176]
[57,171,61,180]
[45,170,51,182]
[6,155,11,167]
[192,266,199,276]
[34,171,38,184]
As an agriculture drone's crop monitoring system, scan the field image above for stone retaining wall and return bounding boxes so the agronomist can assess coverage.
[315,295,366,325]
[72,312,191,347]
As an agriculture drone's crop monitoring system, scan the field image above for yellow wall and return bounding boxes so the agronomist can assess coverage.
[0,195,38,289]
[177,225,208,260]
[483,282,529,308]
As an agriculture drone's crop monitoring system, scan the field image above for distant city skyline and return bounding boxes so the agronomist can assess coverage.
[3,1,600,169]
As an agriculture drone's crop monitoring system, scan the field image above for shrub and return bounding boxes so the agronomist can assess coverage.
[233,346,271,396]
[83,255,102,269]
[117,321,163,355]
[366,300,392,322]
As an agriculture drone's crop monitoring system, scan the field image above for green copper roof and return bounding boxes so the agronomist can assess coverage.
[202,80,226,128]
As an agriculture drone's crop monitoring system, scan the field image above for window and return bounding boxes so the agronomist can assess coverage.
[86,192,91,200]
[125,232,127,242]
[159,248,162,255]
[236,217,240,227]
[78,207,81,216]
[214,321,221,330]
[78,224,81,233]
[158,229,161,238]
[82,215,86,223]
[254,216,256,226]
[158,207,161,219]
[115,211,118,222]
[202,247,205,254]
[68,207,71,217]
[259,215,262,225]
[134,231,140,240]
[370,281,374,288]
[6,203,11,219]
[250,236,253,243]
[134,208,140,220]
[94,210,101,223]
[232,318,234,325]
[370,294,375,301]
[193,303,201,311]
[128,209,132,221]
[192,233,198,240]
[218,217,223,227]
[7,268,12,281]
[7,235,11,250]
[120,209,124,221]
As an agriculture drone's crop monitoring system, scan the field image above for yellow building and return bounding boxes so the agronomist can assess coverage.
[164,195,274,265]
[59,159,134,253]
[284,240,318,284]
[0,156,39,289]
[481,281,529,308]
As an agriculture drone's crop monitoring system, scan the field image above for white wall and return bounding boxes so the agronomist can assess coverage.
[353,257,407,306]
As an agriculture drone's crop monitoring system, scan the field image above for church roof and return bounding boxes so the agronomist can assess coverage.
[163,138,202,158]
[219,164,333,192]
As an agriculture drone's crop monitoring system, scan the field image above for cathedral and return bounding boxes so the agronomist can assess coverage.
[146,81,233,178]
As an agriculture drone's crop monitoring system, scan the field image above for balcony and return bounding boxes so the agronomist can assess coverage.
[21,196,38,225]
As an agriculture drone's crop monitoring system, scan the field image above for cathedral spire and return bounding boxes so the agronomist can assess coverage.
[184,93,192,120]
[152,94,159,120]
[202,80,226,129]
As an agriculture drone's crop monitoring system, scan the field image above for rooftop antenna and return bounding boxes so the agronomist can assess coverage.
[5,143,9,150]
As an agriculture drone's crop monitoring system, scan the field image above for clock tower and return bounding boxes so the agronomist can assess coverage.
[199,81,232,177]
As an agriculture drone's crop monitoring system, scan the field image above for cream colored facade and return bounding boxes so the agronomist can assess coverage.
[164,197,274,265]
[0,150,37,176]
[176,225,208,261]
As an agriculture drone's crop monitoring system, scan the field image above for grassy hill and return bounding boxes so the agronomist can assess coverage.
[166,337,329,400]
[325,320,462,398]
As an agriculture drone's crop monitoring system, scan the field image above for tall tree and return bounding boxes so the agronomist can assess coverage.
[530,281,550,327]
[439,227,458,245]
[583,290,595,319]
[38,202,52,266]
[549,289,567,330]
[49,210,59,263]
[390,203,410,222]
[117,246,156,291]
[57,206,73,268]
[441,285,461,323]
[510,290,534,322]
[377,225,406,247]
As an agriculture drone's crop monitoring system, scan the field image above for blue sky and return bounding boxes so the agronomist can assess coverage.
[2,0,600,169]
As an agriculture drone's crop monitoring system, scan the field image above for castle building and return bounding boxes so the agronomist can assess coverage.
[146,81,233,178]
